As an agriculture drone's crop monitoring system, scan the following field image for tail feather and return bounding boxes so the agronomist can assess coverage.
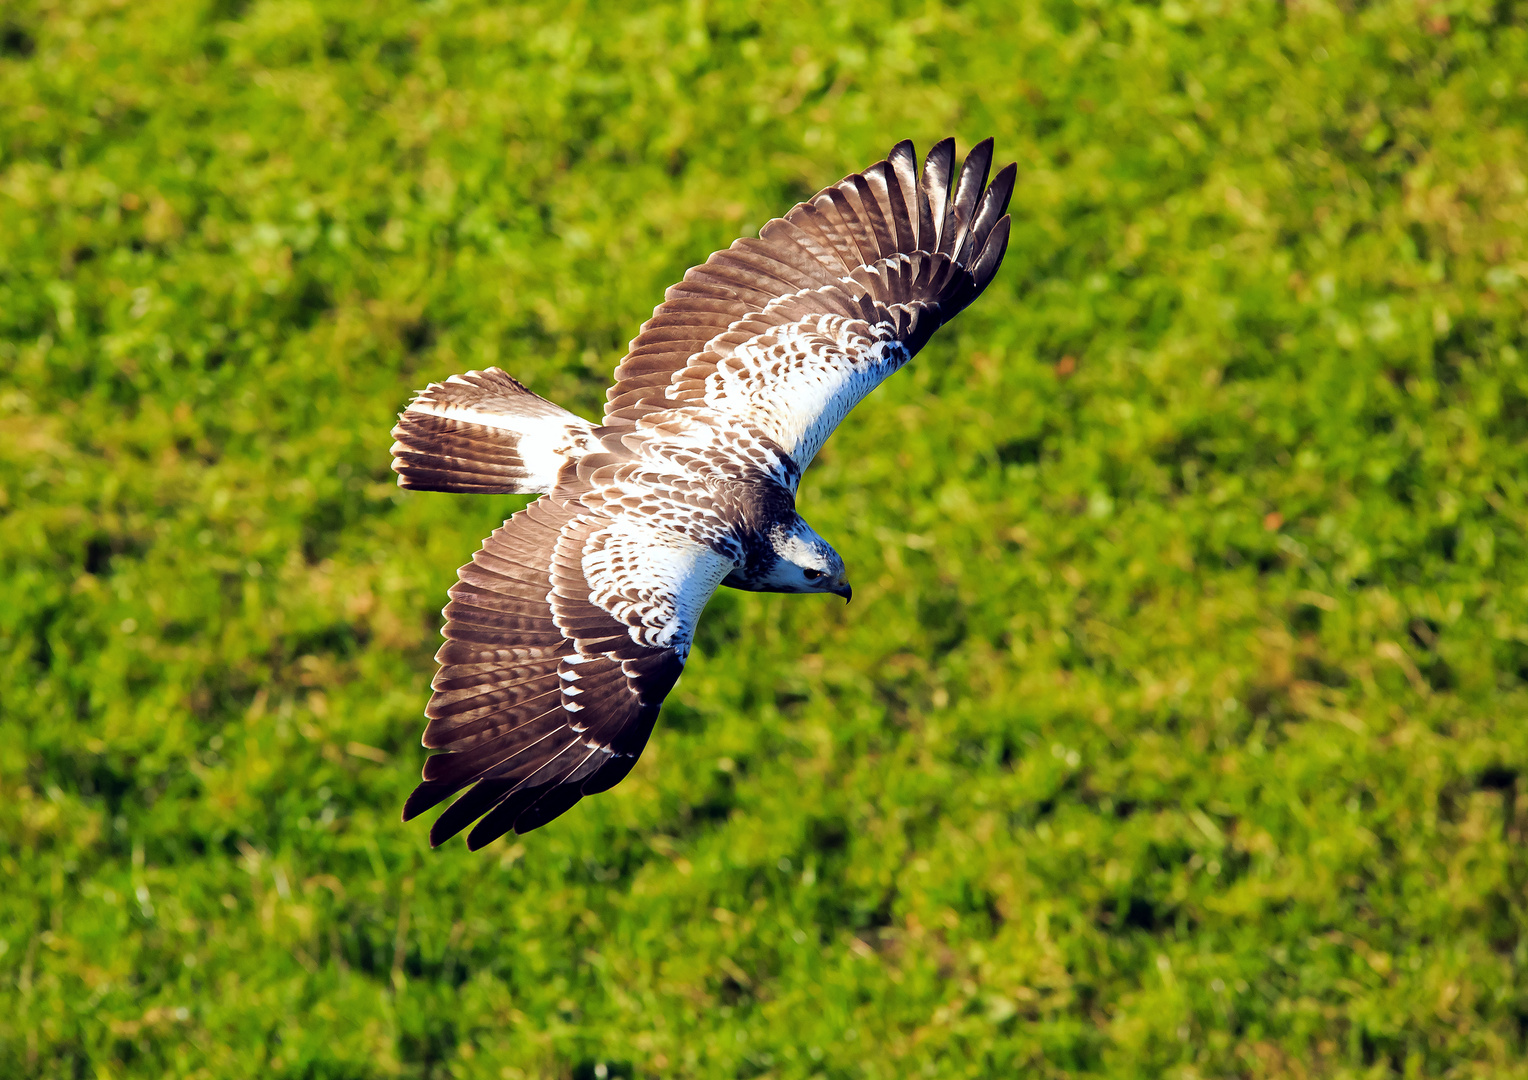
[390,368,596,494]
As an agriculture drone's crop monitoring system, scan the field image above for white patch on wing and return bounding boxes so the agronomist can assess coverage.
[580,516,734,658]
[404,396,596,489]
[699,314,910,472]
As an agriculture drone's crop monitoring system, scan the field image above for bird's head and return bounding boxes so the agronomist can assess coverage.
[754,518,851,600]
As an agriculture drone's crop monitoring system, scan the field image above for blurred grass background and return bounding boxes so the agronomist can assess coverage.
[3,0,1528,1076]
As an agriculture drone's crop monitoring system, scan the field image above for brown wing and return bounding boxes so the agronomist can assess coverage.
[402,498,729,847]
[603,138,1015,462]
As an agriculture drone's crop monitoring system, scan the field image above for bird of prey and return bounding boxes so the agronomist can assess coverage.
[390,138,1013,847]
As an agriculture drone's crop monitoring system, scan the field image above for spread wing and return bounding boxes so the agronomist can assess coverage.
[604,138,1014,479]
[403,497,733,847]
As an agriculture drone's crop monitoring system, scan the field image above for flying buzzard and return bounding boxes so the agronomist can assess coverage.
[391,138,1013,847]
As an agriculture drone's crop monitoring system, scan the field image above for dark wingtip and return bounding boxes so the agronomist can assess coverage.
[401,784,435,823]
[987,161,1017,221]
[429,815,463,848]
[921,138,958,253]
[465,823,507,851]
[966,162,1017,267]
[962,138,996,194]
[944,139,996,261]
[923,138,956,194]
[970,214,1011,292]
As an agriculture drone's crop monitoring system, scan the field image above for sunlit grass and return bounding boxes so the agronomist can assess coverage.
[3,0,1528,1076]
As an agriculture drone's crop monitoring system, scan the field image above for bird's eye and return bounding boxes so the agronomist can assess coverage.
[803,568,823,580]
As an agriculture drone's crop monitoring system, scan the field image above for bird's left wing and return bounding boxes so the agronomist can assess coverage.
[403,497,733,846]
[602,138,1014,482]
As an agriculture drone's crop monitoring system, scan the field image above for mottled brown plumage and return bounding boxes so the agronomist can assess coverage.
[391,139,1012,846]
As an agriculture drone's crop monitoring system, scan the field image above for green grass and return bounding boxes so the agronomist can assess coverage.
[3,0,1528,1076]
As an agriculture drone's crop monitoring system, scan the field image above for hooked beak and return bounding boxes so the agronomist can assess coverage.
[831,581,852,603]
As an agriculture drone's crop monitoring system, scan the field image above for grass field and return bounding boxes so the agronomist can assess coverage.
[4,0,1528,1076]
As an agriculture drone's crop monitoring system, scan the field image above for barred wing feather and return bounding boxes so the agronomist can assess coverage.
[403,498,732,846]
[605,138,1014,477]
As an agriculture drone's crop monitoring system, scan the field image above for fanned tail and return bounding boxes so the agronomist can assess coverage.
[390,368,598,494]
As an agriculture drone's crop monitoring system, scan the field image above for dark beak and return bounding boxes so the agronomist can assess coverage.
[831,582,852,603]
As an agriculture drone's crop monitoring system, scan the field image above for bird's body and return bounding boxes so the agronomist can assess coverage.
[391,138,1014,847]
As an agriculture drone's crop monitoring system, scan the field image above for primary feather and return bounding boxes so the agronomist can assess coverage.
[391,138,1012,844]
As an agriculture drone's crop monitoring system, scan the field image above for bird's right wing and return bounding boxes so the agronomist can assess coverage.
[403,497,733,847]
[602,138,1014,482]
